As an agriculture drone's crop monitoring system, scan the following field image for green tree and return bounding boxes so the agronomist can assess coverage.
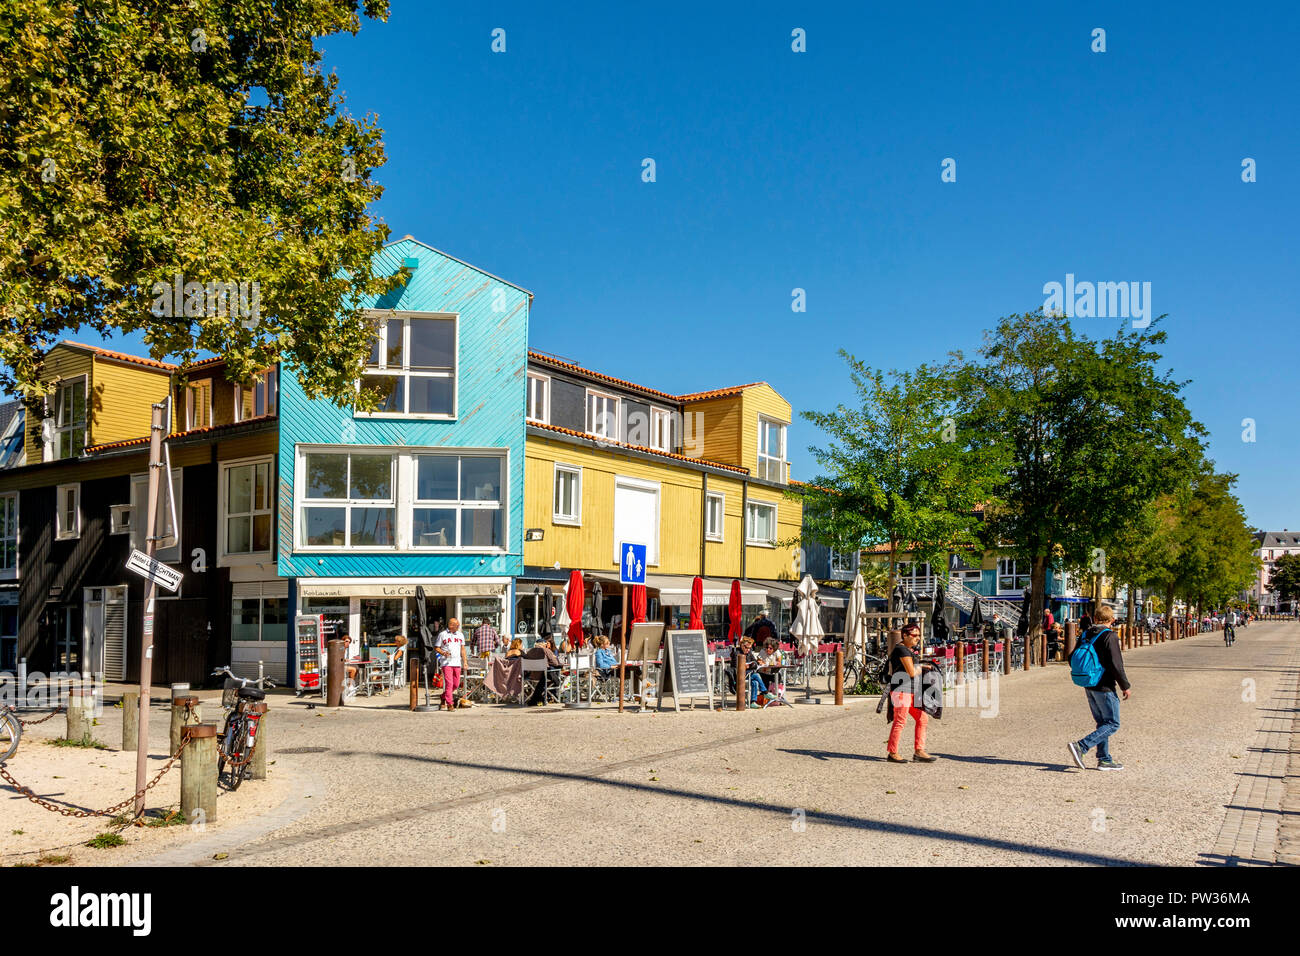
[1268,553,1300,604]
[964,310,1204,641]
[1167,469,1258,617]
[0,0,397,403]
[795,350,1002,608]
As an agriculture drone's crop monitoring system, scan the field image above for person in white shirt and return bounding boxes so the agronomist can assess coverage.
[435,618,467,711]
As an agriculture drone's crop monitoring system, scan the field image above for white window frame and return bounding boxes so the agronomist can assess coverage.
[757,416,787,484]
[52,375,88,461]
[235,369,278,423]
[296,450,398,551]
[527,373,550,424]
[585,388,620,441]
[129,470,182,563]
[109,504,132,536]
[649,406,673,452]
[745,498,778,547]
[705,491,725,542]
[410,453,507,552]
[830,548,856,576]
[612,475,660,566]
[220,455,276,563]
[0,492,17,578]
[356,311,459,420]
[55,483,81,540]
[997,557,1030,593]
[553,463,582,526]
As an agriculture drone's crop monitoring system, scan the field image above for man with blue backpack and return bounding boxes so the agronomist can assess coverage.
[1067,604,1131,772]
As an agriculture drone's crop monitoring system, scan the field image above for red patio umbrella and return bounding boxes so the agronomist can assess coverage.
[566,569,585,647]
[631,584,647,624]
[689,576,704,630]
[728,580,743,641]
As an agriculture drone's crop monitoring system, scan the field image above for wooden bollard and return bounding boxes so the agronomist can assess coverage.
[409,656,420,711]
[65,688,93,742]
[955,641,965,685]
[326,639,344,708]
[1002,638,1011,675]
[249,703,269,781]
[1065,621,1078,659]
[834,649,844,706]
[180,723,218,825]
[736,653,747,711]
[121,690,139,752]
[981,638,990,675]
[1038,633,1046,667]
[171,696,200,756]
[1023,632,1032,671]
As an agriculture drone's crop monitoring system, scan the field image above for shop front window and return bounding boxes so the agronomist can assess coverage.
[301,599,349,646]
[360,597,405,645]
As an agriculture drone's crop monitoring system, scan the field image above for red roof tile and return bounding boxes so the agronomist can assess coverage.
[63,342,177,372]
[85,416,276,453]
[528,421,750,474]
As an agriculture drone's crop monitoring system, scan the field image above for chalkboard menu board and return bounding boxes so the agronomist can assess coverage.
[660,629,713,711]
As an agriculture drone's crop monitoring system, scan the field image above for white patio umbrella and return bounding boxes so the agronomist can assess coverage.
[555,579,571,635]
[790,574,825,656]
[845,571,869,662]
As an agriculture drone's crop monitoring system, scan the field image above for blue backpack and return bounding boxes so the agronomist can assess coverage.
[1069,628,1109,687]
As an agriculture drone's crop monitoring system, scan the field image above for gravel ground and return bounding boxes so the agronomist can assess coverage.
[6,621,1295,867]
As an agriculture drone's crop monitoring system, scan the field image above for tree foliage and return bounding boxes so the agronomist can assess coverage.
[963,310,1204,637]
[795,350,1002,599]
[0,0,398,402]
[1269,553,1300,604]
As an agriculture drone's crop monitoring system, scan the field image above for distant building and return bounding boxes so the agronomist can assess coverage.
[1252,530,1300,613]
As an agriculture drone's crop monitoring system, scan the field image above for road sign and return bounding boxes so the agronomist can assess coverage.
[619,541,647,585]
[125,549,182,592]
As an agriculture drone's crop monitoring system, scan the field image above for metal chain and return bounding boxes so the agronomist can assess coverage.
[0,735,190,819]
[16,706,65,727]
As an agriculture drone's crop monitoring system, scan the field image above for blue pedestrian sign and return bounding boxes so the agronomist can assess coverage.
[619,541,647,585]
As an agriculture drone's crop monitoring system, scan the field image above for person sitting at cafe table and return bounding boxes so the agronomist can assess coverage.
[755,638,785,691]
[524,635,563,706]
[505,637,524,659]
[593,635,619,678]
[731,636,765,704]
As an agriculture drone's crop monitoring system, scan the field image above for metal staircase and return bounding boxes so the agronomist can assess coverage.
[942,575,1022,630]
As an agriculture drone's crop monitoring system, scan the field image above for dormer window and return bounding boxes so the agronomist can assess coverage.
[757,416,787,483]
[51,377,87,460]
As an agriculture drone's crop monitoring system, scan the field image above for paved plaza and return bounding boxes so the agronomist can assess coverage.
[3,622,1297,867]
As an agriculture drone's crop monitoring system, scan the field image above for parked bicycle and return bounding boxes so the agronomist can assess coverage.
[211,666,275,791]
[828,653,888,695]
[1224,623,1235,646]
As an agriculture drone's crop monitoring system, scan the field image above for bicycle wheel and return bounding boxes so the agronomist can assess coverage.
[224,720,250,791]
[1,711,20,762]
[829,660,859,694]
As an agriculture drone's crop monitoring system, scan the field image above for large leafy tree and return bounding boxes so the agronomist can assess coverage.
[0,0,398,405]
[964,310,1204,641]
[1167,468,1259,616]
[796,350,1002,606]
[1269,553,1300,605]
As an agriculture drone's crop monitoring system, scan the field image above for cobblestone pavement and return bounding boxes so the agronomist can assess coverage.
[15,621,1293,867]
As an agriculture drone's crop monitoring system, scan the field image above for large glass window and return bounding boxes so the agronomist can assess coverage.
[757,417,787,483]
[0,493,16,574]
[232,597,287,643]
[300,453,395,548]
[412,454,504,549]
[998,558,1030,592]
[53,378,87,460]
[745,500,777,546]
[360,315,456,417]
[225,459,274,555]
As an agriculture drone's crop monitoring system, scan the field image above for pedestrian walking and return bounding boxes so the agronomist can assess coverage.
[1067,605,1130,771]
[886,622,936,763]
[436,618,467,711]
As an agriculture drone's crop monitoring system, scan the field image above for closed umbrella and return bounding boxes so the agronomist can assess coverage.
[591,580,604,638]
[845,572,869,660]
[566,570,585,645]
[969,595,984,636]
[412,585,435,711]
[931,583,949,643]
[790,574,825,656]
[538,586,554,641]
[1017,588,1031,638]
[689,576,704,630]
[727,580,744,642]
[630,584,647,624]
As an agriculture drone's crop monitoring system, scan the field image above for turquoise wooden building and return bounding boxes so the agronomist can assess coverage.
[277,237,530,659]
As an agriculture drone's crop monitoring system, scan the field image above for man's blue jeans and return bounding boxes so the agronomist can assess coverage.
[1078,687,1121,762]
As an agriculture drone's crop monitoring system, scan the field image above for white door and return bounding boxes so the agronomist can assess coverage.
[83,587,127,681]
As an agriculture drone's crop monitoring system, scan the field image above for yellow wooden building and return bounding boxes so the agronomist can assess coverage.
[518,351,804,639]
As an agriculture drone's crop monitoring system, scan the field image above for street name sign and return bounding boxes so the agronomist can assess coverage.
[125,550,182,592]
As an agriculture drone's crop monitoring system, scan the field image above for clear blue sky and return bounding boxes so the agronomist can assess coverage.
[56,2,1300,529]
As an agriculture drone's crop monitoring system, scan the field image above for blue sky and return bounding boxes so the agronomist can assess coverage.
[50,2,1300,528]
